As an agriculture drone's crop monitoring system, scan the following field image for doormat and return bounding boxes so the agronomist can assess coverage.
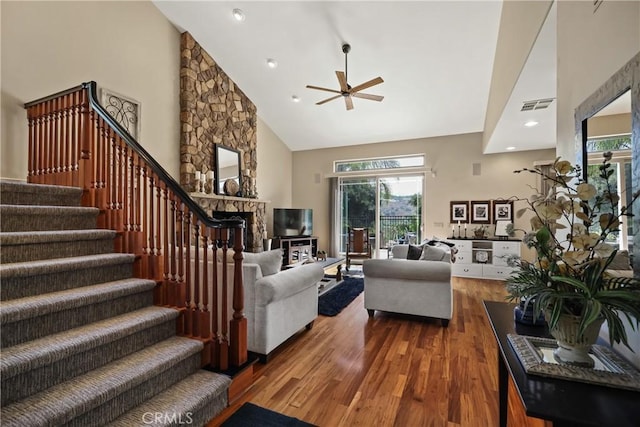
[318,277,364,316]
[221,402,316,427]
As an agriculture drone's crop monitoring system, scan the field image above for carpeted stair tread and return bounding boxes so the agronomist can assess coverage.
[1,278,156,324]
[1,205,100,231]
[0,229,116,245]
[0,180,82,206]
[0,253,134,279]
[1,306,178,380]
[0,253,136,300]
[0,336,204,427]
[108,370,231,426]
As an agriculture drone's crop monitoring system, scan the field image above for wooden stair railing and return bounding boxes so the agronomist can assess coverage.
[23,82,247,370]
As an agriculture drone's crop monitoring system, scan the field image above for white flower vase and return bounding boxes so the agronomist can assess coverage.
[547,312,605,368]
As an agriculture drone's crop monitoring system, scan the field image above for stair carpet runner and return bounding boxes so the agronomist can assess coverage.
[0,180,230,426]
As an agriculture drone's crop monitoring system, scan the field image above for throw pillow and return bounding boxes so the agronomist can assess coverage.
[608,250,632,270]
[420,245,447,262]
[243,248,284,276]
[406,244,423,260]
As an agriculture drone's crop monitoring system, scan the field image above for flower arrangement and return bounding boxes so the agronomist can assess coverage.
[505,153,640,350]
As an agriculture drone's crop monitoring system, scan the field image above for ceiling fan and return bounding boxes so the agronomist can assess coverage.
[306,43,384,111]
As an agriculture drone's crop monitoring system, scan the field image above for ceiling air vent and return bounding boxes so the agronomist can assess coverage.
[521,98,555,112]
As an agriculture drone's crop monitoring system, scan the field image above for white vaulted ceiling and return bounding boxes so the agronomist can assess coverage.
[153,1,557,153]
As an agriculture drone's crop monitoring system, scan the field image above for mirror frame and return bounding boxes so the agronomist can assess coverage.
[214,143,242,196]
[575,52,639,273]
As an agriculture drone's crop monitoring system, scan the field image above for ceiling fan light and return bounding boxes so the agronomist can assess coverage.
[232,8,245,21]
[524,120,539,127]
[266,58,278,69]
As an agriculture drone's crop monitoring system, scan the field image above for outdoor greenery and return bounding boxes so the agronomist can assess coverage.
[505,153,640,350]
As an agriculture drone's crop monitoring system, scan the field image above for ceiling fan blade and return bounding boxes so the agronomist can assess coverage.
[345,96,354,111]
[351,92,384,102]
[306,85,342,94]
[336,71,348,92]
[350,77,384,94]
[316,94,342,105]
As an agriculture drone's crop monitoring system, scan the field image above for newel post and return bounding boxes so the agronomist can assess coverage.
[229,224,247,366]
[77,88,94,207]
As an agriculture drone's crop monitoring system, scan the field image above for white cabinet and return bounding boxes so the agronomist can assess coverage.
[451,239,521,280]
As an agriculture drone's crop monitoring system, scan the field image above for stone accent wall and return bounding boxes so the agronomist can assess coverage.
[180,32,257,195]
[180,32,265,251]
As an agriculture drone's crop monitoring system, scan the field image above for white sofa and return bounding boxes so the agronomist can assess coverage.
[362,244,453,326]
[188,248,324,363]
[241,250,324,362]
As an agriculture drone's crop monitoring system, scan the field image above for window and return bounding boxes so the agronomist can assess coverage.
[586,135,632,250]
[334,155,424,173]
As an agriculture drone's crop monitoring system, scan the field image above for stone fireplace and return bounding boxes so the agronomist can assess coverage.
[179,32,266,251]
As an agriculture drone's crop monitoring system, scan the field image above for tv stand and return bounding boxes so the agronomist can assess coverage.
[273,236,318,267]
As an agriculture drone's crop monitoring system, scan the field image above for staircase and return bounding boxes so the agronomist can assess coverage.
[0,180,231,426]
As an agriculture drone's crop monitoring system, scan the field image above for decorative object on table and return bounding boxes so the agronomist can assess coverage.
[473,224,487,239]
[513,297,546,326]
[223,178,239,196]
[316,250,327,261]
[450,201,469,223]
[505,154,640,368]
[470,200,491,224]
[494,220,513,239]
[507,334,640,392]
[493,200,514,222]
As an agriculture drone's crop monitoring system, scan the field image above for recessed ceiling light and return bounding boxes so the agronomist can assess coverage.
[506,146,516,151]
[232,8,245,22]
[524,120,539,127]
[291,95,301,103]
[266,58,278,69]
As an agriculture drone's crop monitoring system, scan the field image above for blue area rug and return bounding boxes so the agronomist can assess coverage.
[318,277,364,316]
[222,402,315,427]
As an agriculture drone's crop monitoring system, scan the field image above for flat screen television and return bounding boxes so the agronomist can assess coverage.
[273,208,313,237]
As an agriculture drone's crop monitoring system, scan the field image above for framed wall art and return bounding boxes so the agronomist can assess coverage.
[493,200,513,222]
[450,201,469,223]
[470,200,491,224]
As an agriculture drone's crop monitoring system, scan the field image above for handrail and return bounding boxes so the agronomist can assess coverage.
[83,81,243,231]
[23,82,248,371]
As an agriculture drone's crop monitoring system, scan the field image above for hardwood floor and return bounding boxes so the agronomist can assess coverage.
[210,277,546,427]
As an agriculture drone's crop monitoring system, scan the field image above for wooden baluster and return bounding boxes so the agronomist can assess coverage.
[169,196,179,310]
[37,103,45,184]
[230,224,247,366]
[27,107,35,182]
[176,204,186,309]
[154,175,164,282]
[61,94,70,186]
[71,91,79,187]
[192,217,201,339]
[79,89,93,205]
[211,228,220,368]
[46,99,54,184]
[52,97,60,184]
[162,184,172,308]
[219,227,230,371]
[184,209,193,337]
[141,165,150,279]
[199,226,212,366]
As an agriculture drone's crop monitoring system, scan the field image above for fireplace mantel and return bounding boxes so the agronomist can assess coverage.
[190,193,269,252]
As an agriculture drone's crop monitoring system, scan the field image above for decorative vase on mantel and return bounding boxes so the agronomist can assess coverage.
[546,311,605,368]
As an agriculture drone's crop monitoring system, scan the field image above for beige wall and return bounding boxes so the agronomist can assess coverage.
[483,0,553,151]
[1,1,181,180]
[257,117,293,237]
[556,0,640,366]
[587,113,631,139]
[292,132,555,255]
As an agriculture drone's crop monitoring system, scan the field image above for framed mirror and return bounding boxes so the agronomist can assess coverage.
[575,52,639,273]
[214,144,242,196]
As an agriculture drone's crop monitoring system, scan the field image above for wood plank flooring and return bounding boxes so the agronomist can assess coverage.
[210,277,546,427]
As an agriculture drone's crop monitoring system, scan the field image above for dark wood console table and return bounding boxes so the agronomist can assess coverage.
[484,300,639,427]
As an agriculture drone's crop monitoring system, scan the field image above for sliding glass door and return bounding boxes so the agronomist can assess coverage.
[338,174,424,256]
